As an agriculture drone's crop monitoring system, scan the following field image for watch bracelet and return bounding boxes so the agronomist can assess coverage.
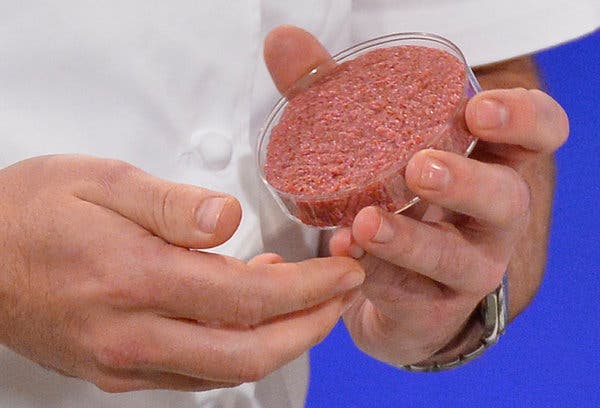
[401,274,508,372]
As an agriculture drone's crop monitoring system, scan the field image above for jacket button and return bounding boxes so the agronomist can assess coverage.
[190,130,233,170]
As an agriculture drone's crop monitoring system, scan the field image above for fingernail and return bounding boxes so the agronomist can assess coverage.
[196,197,227,234]
[348,244,365,259]
[336,269,365,293]
[475,99,508,129]
[372,215,394,244]
[417,156,450,191]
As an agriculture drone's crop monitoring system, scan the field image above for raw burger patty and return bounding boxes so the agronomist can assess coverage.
[264,45,474,227]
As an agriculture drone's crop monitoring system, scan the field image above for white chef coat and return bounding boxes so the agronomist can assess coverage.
[0,1,598,407]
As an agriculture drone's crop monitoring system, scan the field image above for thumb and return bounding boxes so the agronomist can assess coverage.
[264,25,334,96]
[76,158,241,249]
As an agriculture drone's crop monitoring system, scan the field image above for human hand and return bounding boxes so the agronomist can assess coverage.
[329,88,569,365]
[0,155,364,391]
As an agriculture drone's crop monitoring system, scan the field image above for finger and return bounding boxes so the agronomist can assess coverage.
[76,196,364,325]
[405,149,531,228]
[75,158,242,249]
[264,24,334,95]
[96,295,354,383]
[342,295,475,365]
[329,228,366,260]
[247,252,285,266]
[94,369,239,393]
[351,207,505,293]
[466,88,569,153]
[142,249,364,326]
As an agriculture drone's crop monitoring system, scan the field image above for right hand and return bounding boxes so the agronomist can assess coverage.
[0,155,364,392]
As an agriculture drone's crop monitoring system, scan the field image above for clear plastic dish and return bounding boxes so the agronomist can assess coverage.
[257,32,481,228]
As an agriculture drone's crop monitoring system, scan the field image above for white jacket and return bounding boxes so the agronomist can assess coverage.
[0,1,597,407]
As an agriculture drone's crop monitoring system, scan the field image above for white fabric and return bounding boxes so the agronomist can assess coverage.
[352,0,600,67]
[0,1,597,407]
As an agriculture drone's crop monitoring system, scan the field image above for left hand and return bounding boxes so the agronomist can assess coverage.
[263,25,569,366]
[329,88,569,365]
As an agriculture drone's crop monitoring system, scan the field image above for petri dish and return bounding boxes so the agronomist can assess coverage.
[257,32,480,228]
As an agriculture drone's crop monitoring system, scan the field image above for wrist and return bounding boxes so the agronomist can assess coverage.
[402,274,508,372]
[416,310,485,367]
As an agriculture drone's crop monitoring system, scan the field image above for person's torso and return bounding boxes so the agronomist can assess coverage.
[0,1,351,407]
[2,0,597,406]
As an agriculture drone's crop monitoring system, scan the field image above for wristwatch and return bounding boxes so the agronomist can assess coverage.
[402,274,508,372]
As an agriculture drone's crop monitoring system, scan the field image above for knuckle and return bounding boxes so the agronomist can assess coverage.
[387,226,418,265]
[94,336,148,371]
[232,290,265,326]
[505,171,531,225]
[230,265,266,326]
[103,284,130,309]
[285,259,343,310]
[431,229,464,284]
[152,184,184,235]
[294,272,319,310]
[131,243,170,301]
[95,160,138,196]
[101,239,169,309]
[103,266,153,309]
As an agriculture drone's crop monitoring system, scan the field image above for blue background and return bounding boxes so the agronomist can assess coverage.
[307,30,600,408]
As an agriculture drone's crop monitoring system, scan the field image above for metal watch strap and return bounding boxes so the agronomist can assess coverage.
[402,274,508,372]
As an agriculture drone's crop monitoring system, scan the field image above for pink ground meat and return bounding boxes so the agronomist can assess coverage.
[264,45,475,227]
